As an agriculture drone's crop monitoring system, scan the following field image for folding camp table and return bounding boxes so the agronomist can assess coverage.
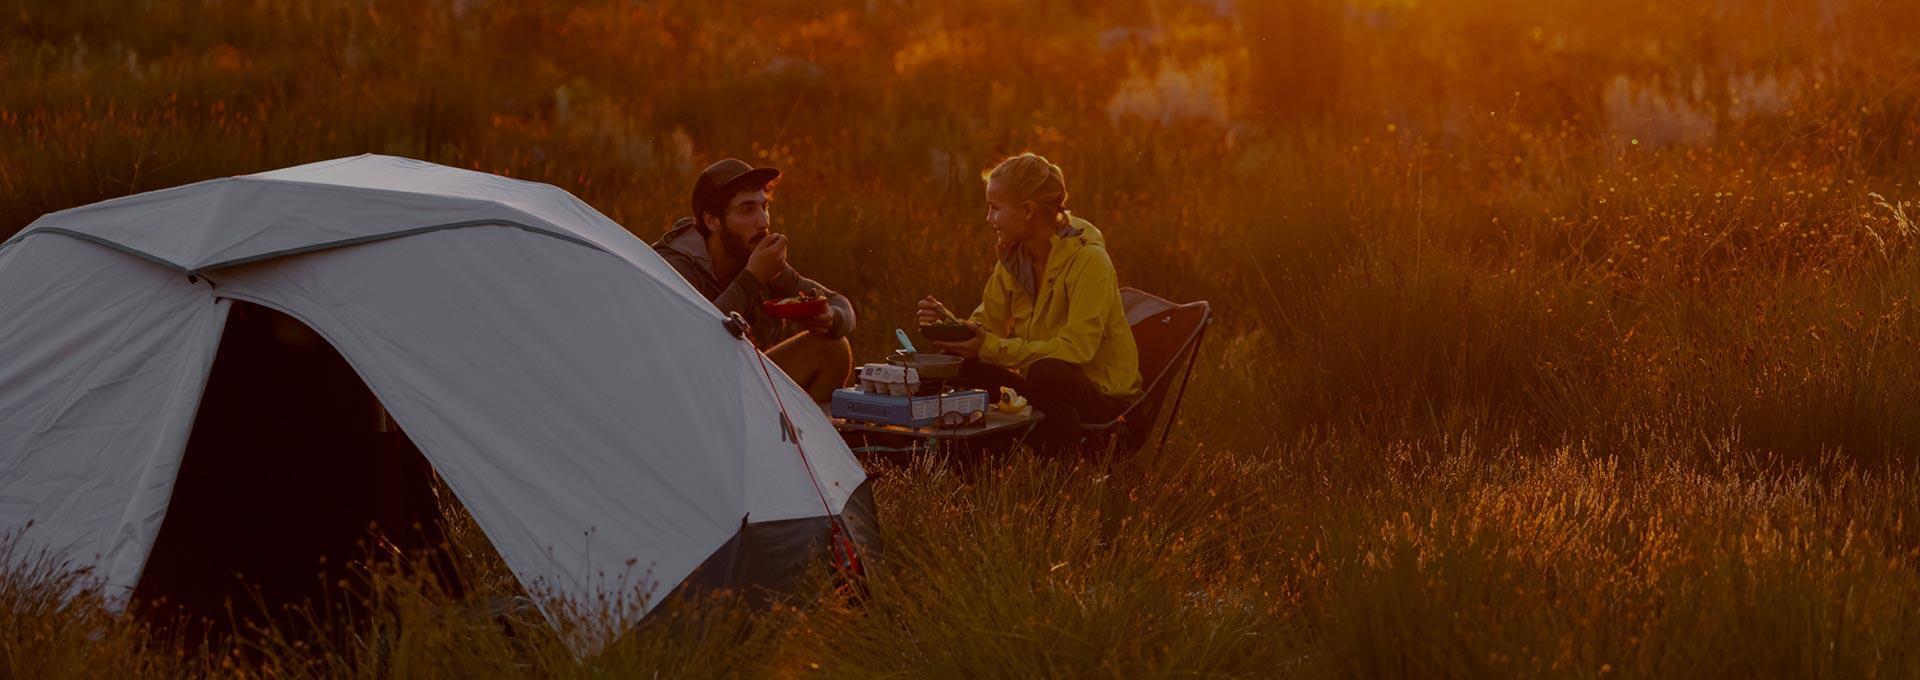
[832,409,1043,461]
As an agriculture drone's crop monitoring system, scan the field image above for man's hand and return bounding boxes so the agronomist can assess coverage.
[746,233,788,283]
[800,307,836,336]
[916,295,956,326]
[931,321,985,358]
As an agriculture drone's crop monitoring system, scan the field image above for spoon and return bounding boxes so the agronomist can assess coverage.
[894,328,919,354]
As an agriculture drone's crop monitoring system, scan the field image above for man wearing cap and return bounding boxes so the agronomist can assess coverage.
[654,158,856,403]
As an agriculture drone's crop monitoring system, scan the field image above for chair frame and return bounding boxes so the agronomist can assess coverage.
[1079,291,1213,456]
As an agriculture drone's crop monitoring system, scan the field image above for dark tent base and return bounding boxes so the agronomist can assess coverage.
[495,480,884,643]
[668,479,882,606]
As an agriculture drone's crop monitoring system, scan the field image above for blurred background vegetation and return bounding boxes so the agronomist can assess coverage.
[3,0,1919,676]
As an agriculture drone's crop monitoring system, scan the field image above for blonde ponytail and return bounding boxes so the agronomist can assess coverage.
[984,153,1070,226]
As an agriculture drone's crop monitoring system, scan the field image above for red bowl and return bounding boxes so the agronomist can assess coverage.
[762,296,829,320]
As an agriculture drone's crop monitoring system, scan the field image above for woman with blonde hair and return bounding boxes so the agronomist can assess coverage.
[917,153,1141,455]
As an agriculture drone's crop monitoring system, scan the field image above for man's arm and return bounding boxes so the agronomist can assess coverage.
[711,270,772,320]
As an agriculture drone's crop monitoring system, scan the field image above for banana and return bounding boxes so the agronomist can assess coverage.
[997,386,1029,414]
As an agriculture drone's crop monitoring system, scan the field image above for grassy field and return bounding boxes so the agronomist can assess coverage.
[5,0,1920,676]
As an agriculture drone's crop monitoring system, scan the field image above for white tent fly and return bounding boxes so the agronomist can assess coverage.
[0,154,877,633]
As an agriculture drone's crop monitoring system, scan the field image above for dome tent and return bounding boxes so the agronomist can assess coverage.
[0,154,877,634]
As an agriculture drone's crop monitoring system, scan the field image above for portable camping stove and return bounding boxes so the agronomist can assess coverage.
[831,381,988,429]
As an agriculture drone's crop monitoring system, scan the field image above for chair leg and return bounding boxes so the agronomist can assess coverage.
[1155,324,1209,455]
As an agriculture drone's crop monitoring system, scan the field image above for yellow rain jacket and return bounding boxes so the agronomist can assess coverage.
[969,217,1142,399]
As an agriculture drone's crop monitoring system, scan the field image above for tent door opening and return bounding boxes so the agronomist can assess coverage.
[131,300,462,631]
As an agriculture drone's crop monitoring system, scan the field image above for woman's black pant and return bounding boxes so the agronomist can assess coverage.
[957,358,1129,454]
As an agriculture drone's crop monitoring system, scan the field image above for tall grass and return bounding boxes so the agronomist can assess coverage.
[7,435,1918,676]
[0,530,211,678]
[4,0,1919,675]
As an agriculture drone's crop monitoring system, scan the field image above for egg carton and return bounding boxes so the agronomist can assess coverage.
[856,362,920,395]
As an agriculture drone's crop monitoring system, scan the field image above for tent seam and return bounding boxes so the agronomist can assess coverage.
[181,219,603,274]
[0,229,189,272]
[187,220,729,328]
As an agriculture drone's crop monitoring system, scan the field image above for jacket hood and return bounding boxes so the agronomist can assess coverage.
[1065,215,1104,249]
[1055,215,1104,260]
[655,217,713,273]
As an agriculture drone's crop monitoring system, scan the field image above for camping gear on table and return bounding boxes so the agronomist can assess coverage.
[0,155,877,645]
[830,387,989,429]
[857,362,920,395]
[997,387,1031,415]
[886,350,964,381]
[833,348,984,428]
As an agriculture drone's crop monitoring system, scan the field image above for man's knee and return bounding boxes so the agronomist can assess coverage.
[772,332,847,356]
[821,335,853,374]
[795,333,852,377]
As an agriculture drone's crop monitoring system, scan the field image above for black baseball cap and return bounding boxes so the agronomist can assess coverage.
[691,158,781,220]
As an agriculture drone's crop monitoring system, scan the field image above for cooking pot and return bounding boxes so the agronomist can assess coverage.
[886,350,964,380]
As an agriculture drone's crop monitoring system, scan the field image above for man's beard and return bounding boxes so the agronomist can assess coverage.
[721,228,756,261]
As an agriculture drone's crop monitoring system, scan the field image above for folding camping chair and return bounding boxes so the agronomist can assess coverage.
[1079,288,1213,456]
